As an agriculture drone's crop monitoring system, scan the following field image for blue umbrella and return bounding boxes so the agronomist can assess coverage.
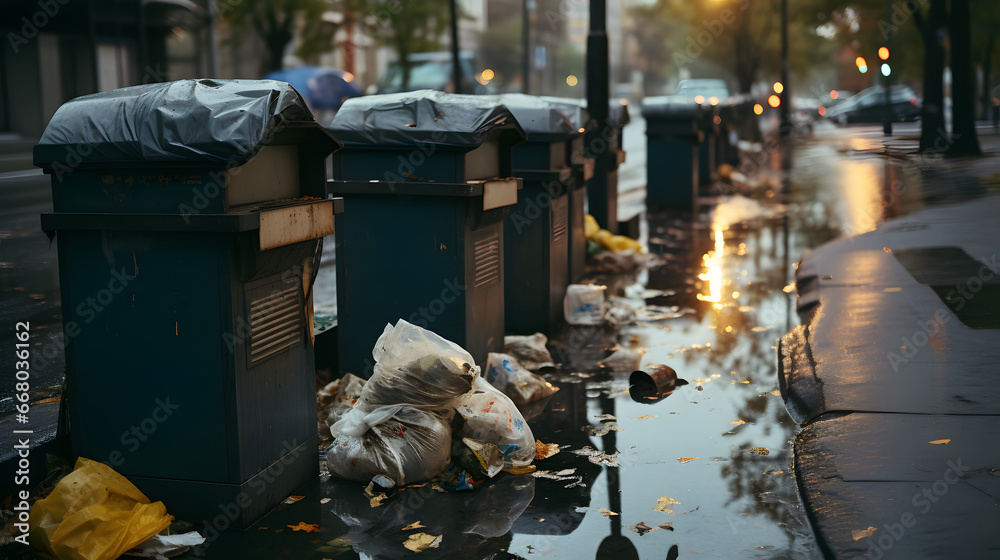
[265,66,362,111]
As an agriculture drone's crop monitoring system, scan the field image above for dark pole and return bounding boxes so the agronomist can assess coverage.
[449,0,462,94]
[523,0,531,93]
[779,0,791,139]
[883,0,893,135]
[587,0,616,233]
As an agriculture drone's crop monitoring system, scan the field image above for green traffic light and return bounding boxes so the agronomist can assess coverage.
[860,65,868,74]
[881,63,891,76]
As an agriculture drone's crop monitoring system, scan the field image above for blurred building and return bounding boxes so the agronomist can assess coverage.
[0,0,215,138]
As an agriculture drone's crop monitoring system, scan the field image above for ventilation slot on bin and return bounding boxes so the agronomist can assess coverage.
[249,279,304,364]
[473,232,501,289]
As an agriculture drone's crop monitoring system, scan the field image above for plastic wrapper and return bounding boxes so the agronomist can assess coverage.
[484,353,558,405]
[358,320,477,413]
[502,333,555,371]
[328,405,453,486]
[35,79,314,167]
[329,90,524,148]
[29,457,174,560]
[318,373,368,447]
[454,377,535,467]
[564,284,606,325]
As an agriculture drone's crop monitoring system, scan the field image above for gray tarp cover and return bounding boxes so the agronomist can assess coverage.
[539,96,591,130]
[488,94,577,141]
[35,79,313,167]
[640,96,700,119]
[329,89,523,148]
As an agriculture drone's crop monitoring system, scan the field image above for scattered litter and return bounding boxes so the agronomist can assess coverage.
[782,284,796,293]
[929,439,951,445]
[127,531,206,557]
[368,494,388,508]
[283,495,305,505]
[535,440,561,460]
[659,523,674,531]
[677,457,701,464]
[630,415,658,419]
[403,533,442,553]
[320,498,331,504]
[590,422,623,437]
[852,526,877,541]
[636,305,693,321]
[484,352,558,404]
[730,420,746,425]
[502,464,537,475]
[532,469,578,481]
[627,521,655,535]
[653,495,681,513]
[29,457,174,560]
[503,333,555,370]
[288,522,321,533]
[564,477,586,488]
[599,347,645,372]
[748,447,770,455]
[598,508,619,517]
[571,446,620,467]
[455,376,535,468]
[564,284,607,325]
[402,521,426,531]
[596,413,617,422]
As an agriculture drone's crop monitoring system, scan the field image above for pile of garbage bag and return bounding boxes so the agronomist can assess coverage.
[325,320,541,486]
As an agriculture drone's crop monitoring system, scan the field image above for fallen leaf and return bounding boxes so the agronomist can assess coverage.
[852,526,877,541]
[659,523,674,531]
[369,494,388,508]
[287,522,320,533]
[320,498,331,504]
[403,533,442,553]
[591,422,623,437]
[283,495,305,505]
[677,457,701,464]
[929,439,951,445]
[630,415,658,420]
[535,440,561,460]
[748,447,770,455]
[597,508,618,517]
[402,521,425,531]
[653,495,680,513]
[883,246,892,253]
[257,527,269,530]
[555,468,576,476]
[730,420,746,425]
[596,413,617,422]
[626,521,655,535]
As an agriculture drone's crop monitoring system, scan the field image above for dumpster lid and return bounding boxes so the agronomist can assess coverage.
[538,96,592,131]
[34,79,339,169]
[489,94,579,141]
[640,96,701,119]
[329,89,524,149]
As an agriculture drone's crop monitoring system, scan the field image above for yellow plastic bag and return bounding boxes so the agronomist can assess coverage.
[29,457,173,560]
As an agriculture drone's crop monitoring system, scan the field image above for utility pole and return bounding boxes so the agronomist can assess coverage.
[779,0,791,139]
[523,0,531,93]
[586,0,615,233]
[449,0,462,94]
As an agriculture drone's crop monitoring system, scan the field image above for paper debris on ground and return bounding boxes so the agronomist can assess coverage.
[571,446,620,467]
[590,422,623,437]
[596,413,617,422]
[677,457,701,464]
[402,521,426,531]
[852,527,877,541]
[598,508,618,517]
[929,439,951,445]
[403,533,442,553]
[288,522,320,533]
[535,440,561,460]
[653,495,681,513]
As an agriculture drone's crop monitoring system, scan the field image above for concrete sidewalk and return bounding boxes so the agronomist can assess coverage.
[778,136,1000,559]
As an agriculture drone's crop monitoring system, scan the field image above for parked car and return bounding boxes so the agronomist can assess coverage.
[825,85,921,124]
[376,51,492,95]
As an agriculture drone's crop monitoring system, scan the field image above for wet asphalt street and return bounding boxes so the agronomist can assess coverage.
[3,119,991,558]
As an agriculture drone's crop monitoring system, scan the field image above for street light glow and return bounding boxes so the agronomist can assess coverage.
[753,103,764,115]
[709,96,719,106]
[482,68,495,81]
[566,75,578,87]
[880,63,891,76]
[695,95,706,104]
[768,95,781,108]
[830,90,839,99]
[878,46,890,60]
[773,81,784,94]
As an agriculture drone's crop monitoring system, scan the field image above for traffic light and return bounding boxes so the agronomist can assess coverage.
[879,47,891,76]
[856,56,868,74]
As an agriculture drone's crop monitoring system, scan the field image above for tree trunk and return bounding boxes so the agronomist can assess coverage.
[919,0,948,153]
[947,0,981,155]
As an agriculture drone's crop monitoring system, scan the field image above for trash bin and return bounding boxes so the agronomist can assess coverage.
[540,96,593,282]
[698,102,721,186]
[492,94,582,335]
[586,99,631,235]
[641,96,702,211]
[35,79,342,529]
[327,90,524,375]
